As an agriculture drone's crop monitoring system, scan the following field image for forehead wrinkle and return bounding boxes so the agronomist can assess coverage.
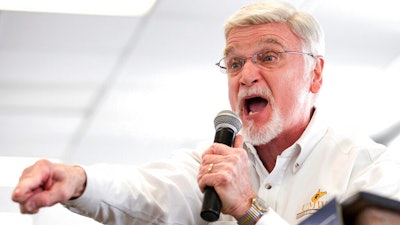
[223,38,285,57]
[257,38,284,49]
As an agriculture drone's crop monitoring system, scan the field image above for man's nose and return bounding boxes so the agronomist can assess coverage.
[239,58,260,86]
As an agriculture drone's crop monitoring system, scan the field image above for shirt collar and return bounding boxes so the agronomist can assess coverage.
[244,107,329,173]
[292,108,329,172]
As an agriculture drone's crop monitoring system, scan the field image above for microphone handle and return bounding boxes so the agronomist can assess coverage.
[200,186,221,221]
[200,128,235,222]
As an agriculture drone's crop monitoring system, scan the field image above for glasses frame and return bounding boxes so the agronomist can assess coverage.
[215,50,315,75]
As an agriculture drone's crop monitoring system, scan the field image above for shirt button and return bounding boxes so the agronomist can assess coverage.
[265,184,272,189]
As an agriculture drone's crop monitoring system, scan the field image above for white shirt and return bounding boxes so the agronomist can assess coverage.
[65,110,400,225]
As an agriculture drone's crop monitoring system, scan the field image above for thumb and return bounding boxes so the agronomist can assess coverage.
[233,134,244,148]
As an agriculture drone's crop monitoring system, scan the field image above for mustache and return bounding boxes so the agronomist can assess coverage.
[238,87,272,99]
[237,87,273,112]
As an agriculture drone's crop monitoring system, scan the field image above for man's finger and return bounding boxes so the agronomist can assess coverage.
[12,177,45,203]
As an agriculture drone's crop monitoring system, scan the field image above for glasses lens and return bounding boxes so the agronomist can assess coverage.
[225,57,244,74]
[256,50,280,68]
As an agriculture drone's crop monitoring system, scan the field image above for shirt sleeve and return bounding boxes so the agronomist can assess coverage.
[63,148,209,225]
[341,145,400,202]
[256,207,290,225]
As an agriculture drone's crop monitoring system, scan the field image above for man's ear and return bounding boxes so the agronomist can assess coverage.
[310,56,324,93]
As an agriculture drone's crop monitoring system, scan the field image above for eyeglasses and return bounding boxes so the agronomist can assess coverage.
[215,49,315,75]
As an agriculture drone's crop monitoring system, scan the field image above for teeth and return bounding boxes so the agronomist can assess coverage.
[249,111,256,115]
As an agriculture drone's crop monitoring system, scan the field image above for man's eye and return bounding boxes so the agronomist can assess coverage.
[259,51,279,62]
[228,59,243,69]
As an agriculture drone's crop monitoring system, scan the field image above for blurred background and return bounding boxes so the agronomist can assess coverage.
[0,0,399,224]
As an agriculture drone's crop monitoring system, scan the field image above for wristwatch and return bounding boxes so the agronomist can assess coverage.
[237,197,269,225]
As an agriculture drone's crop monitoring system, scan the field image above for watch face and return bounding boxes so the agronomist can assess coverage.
[254,197,269,212]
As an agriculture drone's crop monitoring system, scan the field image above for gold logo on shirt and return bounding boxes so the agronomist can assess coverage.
[311,189,327,202]
[296,189,328,220]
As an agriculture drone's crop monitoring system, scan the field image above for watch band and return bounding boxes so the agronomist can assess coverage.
[237,197,269,225]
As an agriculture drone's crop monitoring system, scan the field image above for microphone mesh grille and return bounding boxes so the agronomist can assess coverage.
[214,110,242,133]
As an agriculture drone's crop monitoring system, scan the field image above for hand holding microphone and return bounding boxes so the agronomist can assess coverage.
[199,110,252,222]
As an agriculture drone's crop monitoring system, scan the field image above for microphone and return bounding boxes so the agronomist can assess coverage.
[200,110,242,222]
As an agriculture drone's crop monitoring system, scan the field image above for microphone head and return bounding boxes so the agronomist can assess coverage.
[214,110,242,134]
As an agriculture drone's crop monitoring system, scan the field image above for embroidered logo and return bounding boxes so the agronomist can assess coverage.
[296,189,328,220]
[311,189,327,202]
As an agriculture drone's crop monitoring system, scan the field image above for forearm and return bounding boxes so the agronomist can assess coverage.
[64,162,205,225]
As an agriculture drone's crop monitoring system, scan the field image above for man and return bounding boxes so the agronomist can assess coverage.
[12,1,400,225]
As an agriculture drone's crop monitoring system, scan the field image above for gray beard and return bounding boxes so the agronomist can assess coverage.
[236,86,283,145]
[241,108,283,146]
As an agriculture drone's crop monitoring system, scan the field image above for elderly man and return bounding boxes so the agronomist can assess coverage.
[12,1,400,224]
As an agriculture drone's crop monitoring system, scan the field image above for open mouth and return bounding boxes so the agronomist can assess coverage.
[245,96,268,115]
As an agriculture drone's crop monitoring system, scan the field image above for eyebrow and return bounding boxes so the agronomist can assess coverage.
[258,38,284,47]
[223,38,285,57]
[223,46,234,57]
